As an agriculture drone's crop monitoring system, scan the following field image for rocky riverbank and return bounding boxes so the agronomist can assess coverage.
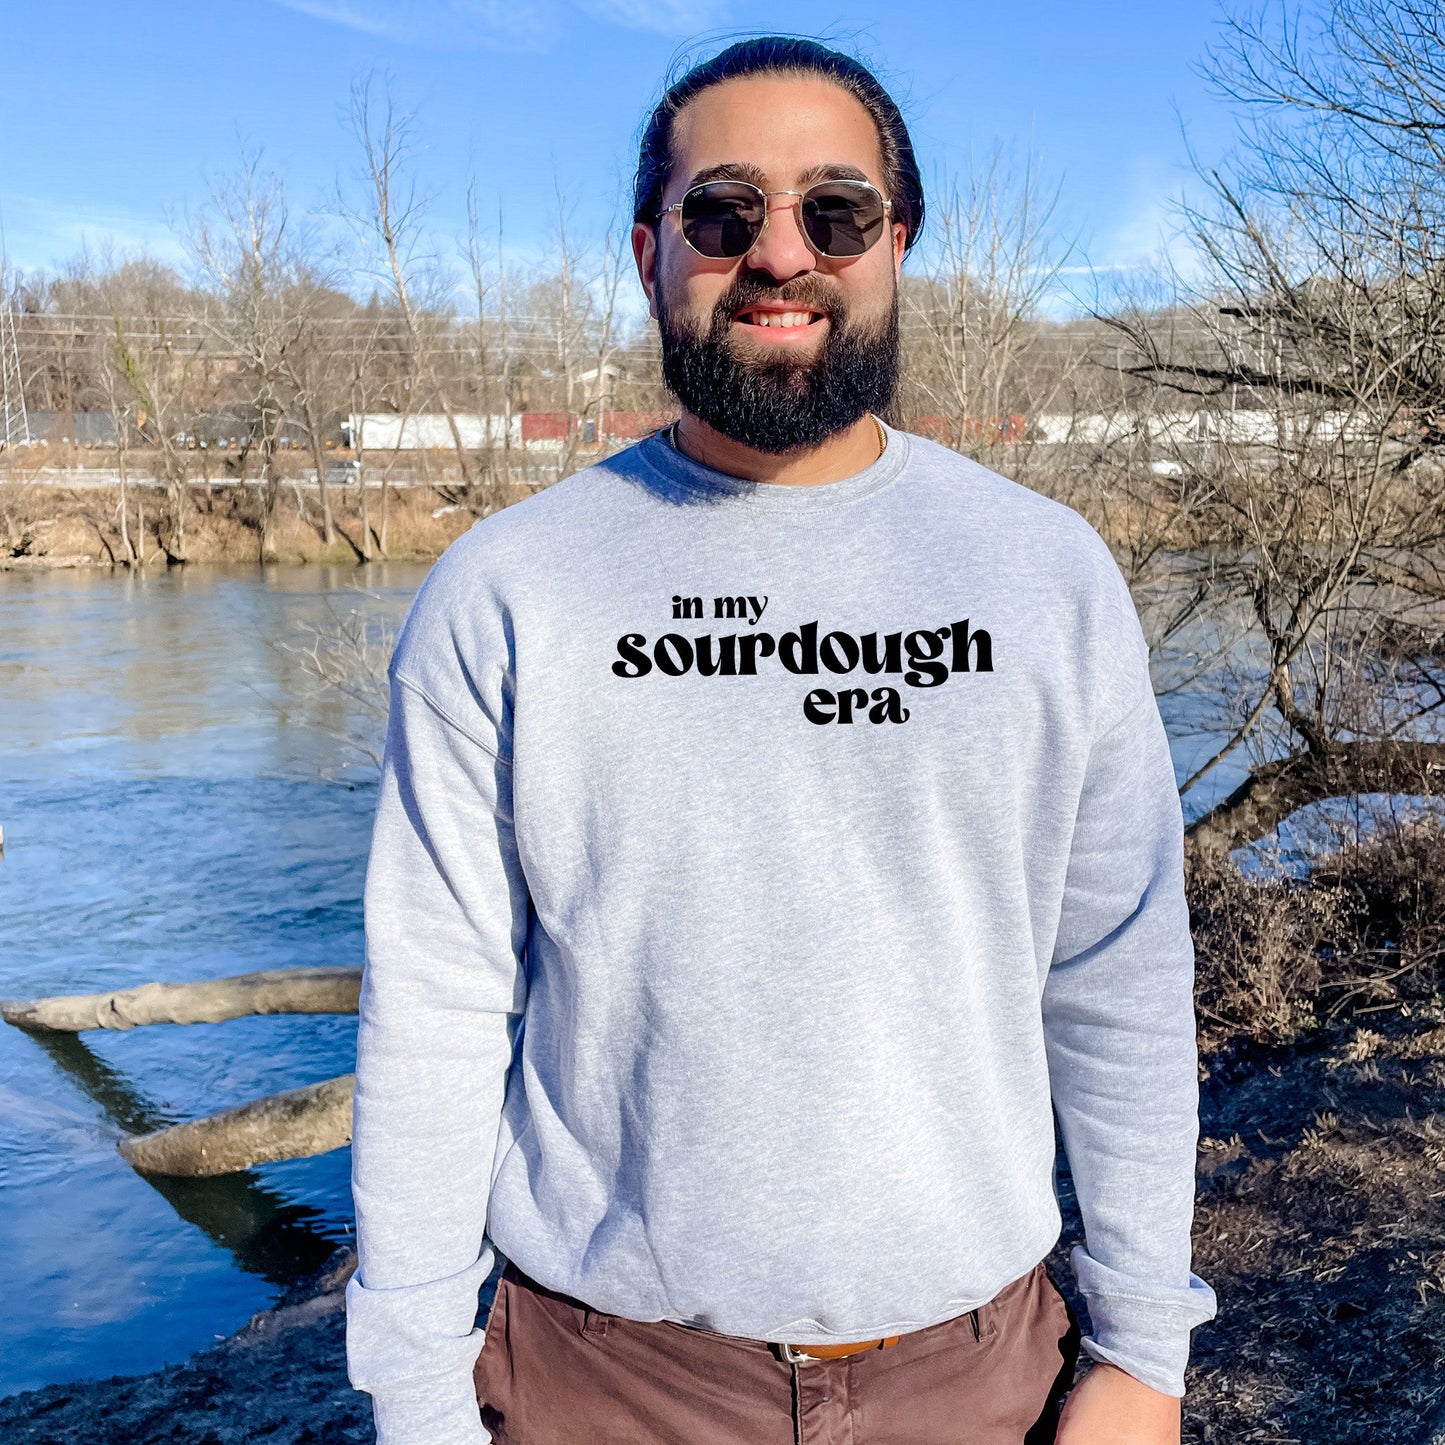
[0,1251,372,1445]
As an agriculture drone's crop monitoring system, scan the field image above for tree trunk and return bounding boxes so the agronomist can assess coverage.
[117,438,136,565]
[1,965,362,1033]
[306,413,337,546]
[357,456,374,560]
[1186,740,1445,853]
[119,1073,355,1177]
[257,409,283,563]
[167,465,187,563]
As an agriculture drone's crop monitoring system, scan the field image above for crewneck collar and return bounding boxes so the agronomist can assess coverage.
[633,417,910,512]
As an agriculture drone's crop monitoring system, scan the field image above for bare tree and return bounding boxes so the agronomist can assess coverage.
[79,258,202,563]
[1103,0,1445,851]
[341,307,391,560]
[270,588,400,774]
[100,365,138,563]
[511,186,633,483]
[279,269,374,561]
[53,250,142,566]
[341,73,483,513]
[901,149,1079,476]
[283,279,341,550]
[187,150,301,562]
[464,183,519,504]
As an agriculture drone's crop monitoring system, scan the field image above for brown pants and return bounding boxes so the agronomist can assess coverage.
[473,1259,1082,1444]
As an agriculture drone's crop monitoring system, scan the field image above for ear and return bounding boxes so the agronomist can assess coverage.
[889,219,907,279]
[632,221,659,320]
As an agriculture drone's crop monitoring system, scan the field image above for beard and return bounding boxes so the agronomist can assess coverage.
[655,270,900,455]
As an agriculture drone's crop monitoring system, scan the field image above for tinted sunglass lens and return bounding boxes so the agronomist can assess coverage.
[680,183,765,257]
[802,184,886,257]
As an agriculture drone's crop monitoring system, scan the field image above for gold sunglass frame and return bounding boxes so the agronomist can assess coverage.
[660,178,895,261]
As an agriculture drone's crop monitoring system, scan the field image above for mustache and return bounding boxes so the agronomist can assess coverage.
[710,272,846,328]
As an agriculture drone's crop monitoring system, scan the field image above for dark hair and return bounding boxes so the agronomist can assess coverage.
[633,36,925,253]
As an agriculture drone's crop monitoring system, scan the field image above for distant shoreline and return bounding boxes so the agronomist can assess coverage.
[0,475,493,571]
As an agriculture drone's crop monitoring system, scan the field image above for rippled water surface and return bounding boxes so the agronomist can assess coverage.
[0,563,428,1397]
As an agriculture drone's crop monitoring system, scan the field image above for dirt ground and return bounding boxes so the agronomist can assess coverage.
[4,1008,1444,1443]
[1179,1000,1445,1443]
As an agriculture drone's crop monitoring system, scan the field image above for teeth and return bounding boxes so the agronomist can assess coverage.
[745,311,816,327]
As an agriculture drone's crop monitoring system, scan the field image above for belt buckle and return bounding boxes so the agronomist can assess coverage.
[778,1343,823,1365]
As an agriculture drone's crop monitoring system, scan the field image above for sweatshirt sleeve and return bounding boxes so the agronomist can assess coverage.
[1039,571,1218,1398]
[344,665,531,1445]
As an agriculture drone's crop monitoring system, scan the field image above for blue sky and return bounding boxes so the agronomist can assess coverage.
[1,0,1243,306]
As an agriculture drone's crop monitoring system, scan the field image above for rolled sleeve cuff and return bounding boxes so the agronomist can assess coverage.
[367,1369,492,1445]
[345,1256,495,1445]
[1070,1245,1219,1397]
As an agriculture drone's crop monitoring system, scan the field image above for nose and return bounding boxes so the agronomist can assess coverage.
[745,193,816,283]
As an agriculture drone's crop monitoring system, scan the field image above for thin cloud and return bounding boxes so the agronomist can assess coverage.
[1055,261,1148,276]
[270,0,726,49]
[271,0,398,41]
[272,0,559,49]
[1,196,188,275]
[573,0,727,32]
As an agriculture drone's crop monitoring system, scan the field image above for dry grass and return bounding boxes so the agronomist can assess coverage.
[1191,816,1445,1054]
[1181,1004,1445,1441]
[1122,818,1445,1442]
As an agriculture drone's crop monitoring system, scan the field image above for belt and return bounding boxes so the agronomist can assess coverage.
[774,1303,982,1364]
[774,1335,902,1364]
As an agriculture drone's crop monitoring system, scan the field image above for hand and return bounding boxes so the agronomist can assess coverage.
[1054,1361,1182,1444]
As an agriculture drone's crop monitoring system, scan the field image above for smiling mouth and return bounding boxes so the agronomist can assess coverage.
[735,308,826,329]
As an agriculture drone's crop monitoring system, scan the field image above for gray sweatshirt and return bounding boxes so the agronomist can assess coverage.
[345,422,1219,1443]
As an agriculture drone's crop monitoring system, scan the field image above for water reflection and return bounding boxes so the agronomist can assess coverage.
[0,561,426,782]
[33,1031,341,1286]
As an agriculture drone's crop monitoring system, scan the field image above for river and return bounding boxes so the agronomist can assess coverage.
[0,564,426,1398]
[0,560,1248,1400]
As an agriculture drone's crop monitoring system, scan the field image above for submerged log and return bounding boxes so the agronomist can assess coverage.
[1,966,362,1034]
[119,1074,356,1177]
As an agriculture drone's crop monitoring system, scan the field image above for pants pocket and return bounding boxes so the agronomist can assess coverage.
[473,1276,512,1433]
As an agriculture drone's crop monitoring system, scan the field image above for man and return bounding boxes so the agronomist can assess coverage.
[345,35,1218,1445]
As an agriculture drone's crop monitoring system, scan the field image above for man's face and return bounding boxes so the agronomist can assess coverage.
[632,73,908,454]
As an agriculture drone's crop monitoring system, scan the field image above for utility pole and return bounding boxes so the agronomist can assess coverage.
[1,302,30,450]
[0,203,32,450]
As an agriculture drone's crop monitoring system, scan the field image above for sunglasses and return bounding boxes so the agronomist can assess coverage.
[661,178,894,260]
